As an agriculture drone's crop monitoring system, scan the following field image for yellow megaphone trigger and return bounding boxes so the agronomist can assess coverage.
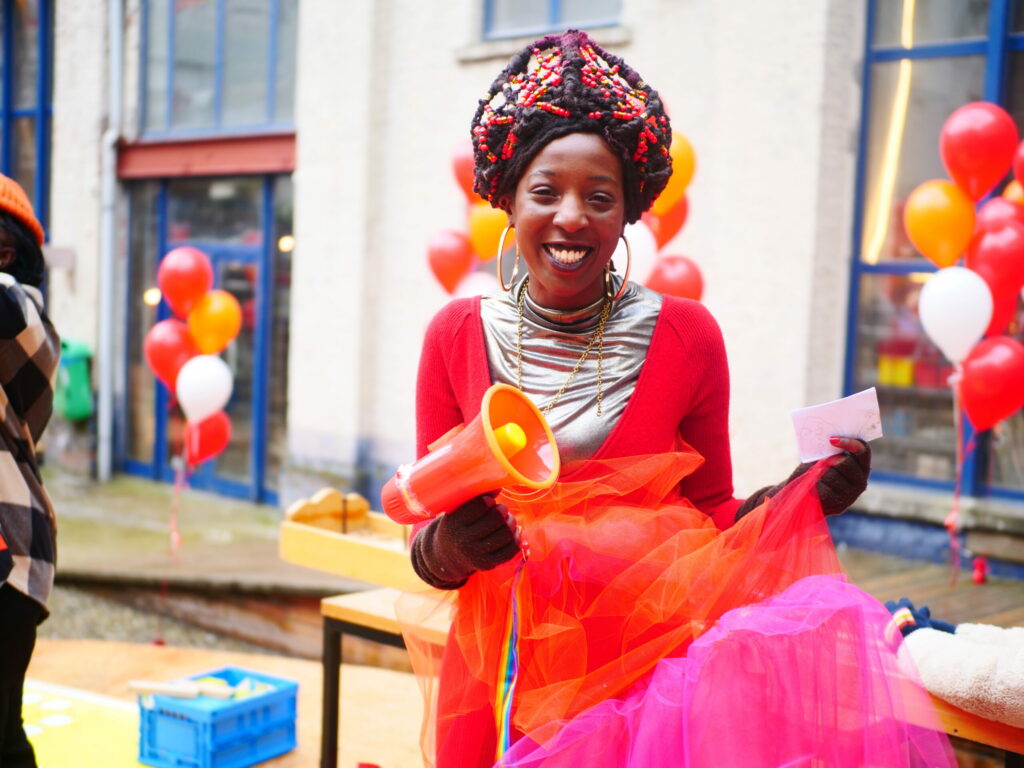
[492,422,527,459]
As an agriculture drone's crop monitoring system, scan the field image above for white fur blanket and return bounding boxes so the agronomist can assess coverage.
[905,624,1024,727]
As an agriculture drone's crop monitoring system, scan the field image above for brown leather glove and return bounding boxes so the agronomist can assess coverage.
[735,438,871,522]
[410,495,520,589]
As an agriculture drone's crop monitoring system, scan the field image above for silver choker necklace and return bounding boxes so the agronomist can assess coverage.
[520,285,607,326]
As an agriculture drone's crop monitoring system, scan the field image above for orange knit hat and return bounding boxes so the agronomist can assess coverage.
[0,174,43,245]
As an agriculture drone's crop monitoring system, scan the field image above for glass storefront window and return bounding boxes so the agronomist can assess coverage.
[223,0,270,127]
[266,175,292,490]
[860,56,985,264]
[987,300,1024,491]
[126,182,160,465]
[124,175,291,502]
[171,0,216,130]
[852,273,957,481]
[213,259,257,482]
[167,178,262,245]
[873,0,989,47]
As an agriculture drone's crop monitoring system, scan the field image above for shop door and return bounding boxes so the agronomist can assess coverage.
[154,242,267,499]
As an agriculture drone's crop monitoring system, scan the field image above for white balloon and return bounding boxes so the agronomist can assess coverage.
[918,267,994,364]
[453,270,500,299]
[176,355,233,423]
[613,220,659,286]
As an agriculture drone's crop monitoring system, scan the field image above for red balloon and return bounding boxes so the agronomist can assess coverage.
[985,291,1019,337]
[452,139,476,201]
[645,255,703,301]
[642,195,689,249]
[184,410,232,466]
[158,247,214,318]
[976,197,1024,232]
[965,219,1024,303]
[960,337,1024,431]
[428,230,475,293]
[941,101,1018,201]
[143,319,198,390]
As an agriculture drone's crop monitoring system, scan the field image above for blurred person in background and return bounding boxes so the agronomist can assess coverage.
[0,174,59,768]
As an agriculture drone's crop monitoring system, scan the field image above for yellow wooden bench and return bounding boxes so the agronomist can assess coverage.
[280,488,1024,768]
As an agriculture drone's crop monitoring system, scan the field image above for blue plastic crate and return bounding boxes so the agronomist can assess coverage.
[137,666,298,768]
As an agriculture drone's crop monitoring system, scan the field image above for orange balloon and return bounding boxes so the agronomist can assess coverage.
[1003,180,1024,205]
[903,179,975,268]
[468,201,510,261]
[651,132,696,218]
[187,290,243,354]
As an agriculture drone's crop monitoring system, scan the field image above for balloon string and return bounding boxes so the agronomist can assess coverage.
[945,369,965,587]
[169,448,187,563]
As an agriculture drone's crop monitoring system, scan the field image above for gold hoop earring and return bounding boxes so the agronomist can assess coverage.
[605,235,632,302]
[496,225,520,292]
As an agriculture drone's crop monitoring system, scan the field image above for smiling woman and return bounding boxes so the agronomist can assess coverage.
[395,29,949,768]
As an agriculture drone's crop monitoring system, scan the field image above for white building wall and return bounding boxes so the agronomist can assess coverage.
[47,1,109,352]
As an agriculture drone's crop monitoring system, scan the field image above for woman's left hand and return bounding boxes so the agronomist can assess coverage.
[816,437,871,516]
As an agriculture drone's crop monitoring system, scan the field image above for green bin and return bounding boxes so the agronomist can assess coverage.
[54,339,94,422]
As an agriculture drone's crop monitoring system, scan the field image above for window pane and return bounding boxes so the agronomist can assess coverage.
[13,0,39,109]
[852,273,957,481]
[988,302,1024,491]
[212,259,256,482]
[12,117,37,203]
[562,0,621,26]
[126,183,160,464]
[223,0,270,127]
[167,178,262,244]
[266,175,293,490]
[274,0,298,123]
[171,0,216,129]
[488,0,549,38]
[860,56,985,264]
[873,0,989,47]
[1012,0,1024,32]
[1002,51,1024,138]
[145,0,170,132]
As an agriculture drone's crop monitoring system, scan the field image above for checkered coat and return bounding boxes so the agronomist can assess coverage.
[0,272,59,612]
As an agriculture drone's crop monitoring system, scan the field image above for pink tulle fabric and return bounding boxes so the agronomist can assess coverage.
[497,574,956,767]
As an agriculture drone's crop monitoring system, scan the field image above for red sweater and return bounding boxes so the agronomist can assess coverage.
[415,295,742,528]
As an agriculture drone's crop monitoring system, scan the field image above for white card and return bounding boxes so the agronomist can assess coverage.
[791,387,883,462]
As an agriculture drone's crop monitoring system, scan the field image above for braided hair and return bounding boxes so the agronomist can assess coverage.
[471,29,673,224]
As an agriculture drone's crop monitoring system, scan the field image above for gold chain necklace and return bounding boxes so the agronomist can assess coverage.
[516,277,612,417]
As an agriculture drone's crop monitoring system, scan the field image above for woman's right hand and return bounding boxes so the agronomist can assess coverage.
[410,495,520,589]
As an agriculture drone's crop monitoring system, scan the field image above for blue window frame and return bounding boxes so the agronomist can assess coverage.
[848,0,1024,501]
[483,0,622,41]
[0,0,53,232]
[141,0,298,137]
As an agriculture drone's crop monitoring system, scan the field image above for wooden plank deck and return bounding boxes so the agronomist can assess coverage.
[839,547,1024,627]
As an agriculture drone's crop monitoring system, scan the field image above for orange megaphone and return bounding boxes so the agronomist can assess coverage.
[381,383,560,524]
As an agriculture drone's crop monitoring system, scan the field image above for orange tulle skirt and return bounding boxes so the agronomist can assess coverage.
[398,451,954,768]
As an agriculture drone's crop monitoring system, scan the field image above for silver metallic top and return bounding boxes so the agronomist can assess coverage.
[481,276,663,468]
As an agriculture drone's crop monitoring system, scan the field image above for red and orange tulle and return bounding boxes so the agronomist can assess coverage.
[399,451,955,768]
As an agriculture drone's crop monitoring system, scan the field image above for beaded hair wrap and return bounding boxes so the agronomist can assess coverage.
[471,29,673,224]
